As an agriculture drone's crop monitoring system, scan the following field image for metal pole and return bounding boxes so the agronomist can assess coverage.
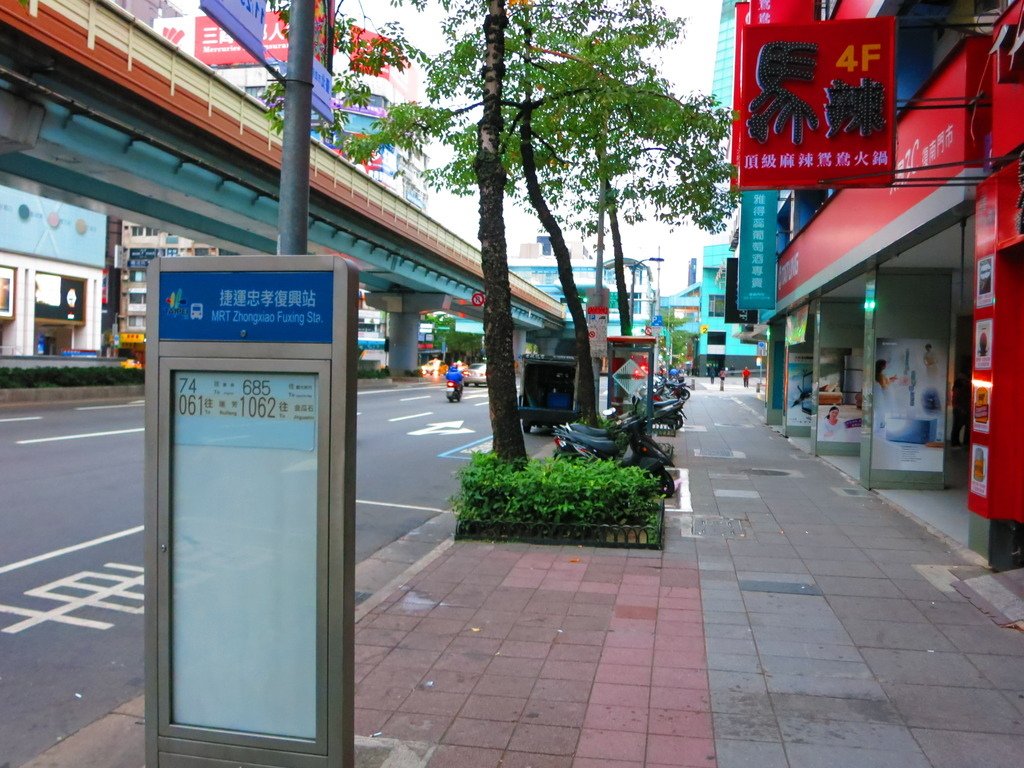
[594,171,606,408]
[277,0,315,255]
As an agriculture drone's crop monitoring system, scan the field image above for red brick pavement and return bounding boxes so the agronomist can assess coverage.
[354,544,715,767]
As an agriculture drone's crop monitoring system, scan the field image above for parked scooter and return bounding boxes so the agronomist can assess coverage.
[552,412,676,497]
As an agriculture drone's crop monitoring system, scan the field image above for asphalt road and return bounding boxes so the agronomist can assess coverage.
[0,381,546,768]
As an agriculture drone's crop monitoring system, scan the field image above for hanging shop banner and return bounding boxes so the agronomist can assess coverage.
[198,0,268,65]
[871,338,947,473]
[817,349,862,443]
[0,265,13,319]
[747,0,815,25]
[725,258,759,324]
[738,190,779,309]
[736,16,896,189]
[786,352,814,428]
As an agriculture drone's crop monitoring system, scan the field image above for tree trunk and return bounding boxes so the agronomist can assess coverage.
[476,2,525,461]
[609,204,631,337]
[519,104,597,425]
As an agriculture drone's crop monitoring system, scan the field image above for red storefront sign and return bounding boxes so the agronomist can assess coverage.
[831,0,884,20]
[747,0,815,25]
[775,38,990,303]
[990,2,1024,159]
[736,16,896,189]
[195,12,289,66]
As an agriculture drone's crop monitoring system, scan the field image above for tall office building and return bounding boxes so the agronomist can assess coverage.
[711,1,737,109]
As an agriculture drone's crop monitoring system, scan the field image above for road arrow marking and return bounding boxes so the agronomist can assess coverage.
[408,421,475,436]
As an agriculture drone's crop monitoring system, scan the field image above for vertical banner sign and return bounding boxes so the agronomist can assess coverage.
[738,190,779,309]
[310,0,336,120]
[198,0,267,64]
[737,17,896,189]
[725,258,759,324]
[748,0,816,25]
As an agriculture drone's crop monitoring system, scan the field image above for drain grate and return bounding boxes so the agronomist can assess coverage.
[692,516,747,538]
[355,590,373,604]
[694,448,746,459]
[832,486,870,497]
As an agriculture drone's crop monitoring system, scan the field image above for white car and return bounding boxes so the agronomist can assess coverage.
[463,363,487,386]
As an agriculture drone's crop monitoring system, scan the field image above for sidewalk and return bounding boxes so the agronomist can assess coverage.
[23,388,1024,768]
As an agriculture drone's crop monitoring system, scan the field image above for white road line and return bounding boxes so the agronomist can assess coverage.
[0,526,144,576]
[400,395,431,402]
[17,428,145,445]
[389,412,433,422]
[355,499,449,514]
[474,401,490,407]
[0,416,42,423]
[75,402,145,410]
[359,386,436,395]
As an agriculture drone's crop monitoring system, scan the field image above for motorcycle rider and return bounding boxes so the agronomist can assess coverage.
[444,363,464,399]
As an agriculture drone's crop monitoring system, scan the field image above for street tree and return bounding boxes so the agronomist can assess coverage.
[345,0,732,444]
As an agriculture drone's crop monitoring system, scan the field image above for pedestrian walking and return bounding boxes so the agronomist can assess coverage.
[707,364,714,385]
[719,367,726,391]
[742,367,751,388]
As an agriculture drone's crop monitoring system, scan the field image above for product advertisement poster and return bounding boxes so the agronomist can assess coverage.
[871,338,946,472]
[976,255,994,308]
[975,319,992,370]
[786,353,814,428]
[970,444,989,497]
[817,351,863,443]
[973,384,991,434]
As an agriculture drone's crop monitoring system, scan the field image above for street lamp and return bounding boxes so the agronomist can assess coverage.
[627,256,664,328]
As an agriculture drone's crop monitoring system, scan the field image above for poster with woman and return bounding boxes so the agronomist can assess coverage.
[871,338,947,472]
[816,350,862,443]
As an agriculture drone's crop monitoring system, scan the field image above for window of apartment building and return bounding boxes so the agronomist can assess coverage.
[368,94,390,110]
[194,247,212,256]
[128,290,147,306]
[129,225,158,237]
[129,270,147,282]
[127,315,146,329]
[708,294,726,317]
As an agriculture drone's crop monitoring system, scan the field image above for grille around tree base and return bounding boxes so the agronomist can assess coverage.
[455,513,664,550]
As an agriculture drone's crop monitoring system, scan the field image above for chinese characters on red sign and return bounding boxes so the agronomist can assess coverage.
[736,17,896,189]
[747,0,815,26]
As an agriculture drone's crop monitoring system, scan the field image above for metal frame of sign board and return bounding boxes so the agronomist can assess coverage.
[144,255,357,768]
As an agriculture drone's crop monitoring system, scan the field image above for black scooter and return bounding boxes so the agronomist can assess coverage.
[445,379,463,402]
[553,413,676,497]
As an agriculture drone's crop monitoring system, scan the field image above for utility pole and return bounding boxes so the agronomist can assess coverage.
[277,0,315,256]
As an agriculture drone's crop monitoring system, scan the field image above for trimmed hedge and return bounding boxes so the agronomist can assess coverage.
[0,367,144,389]
[451,452,662,536]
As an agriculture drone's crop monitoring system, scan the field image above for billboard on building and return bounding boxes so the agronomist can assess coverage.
[736,16,896,189]
[725,258,758,324]
[0,186,106,267]
[0,265,13,318]
[35,273,86,323]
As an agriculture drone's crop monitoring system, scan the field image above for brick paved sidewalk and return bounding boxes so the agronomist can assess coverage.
[354,545,715,768]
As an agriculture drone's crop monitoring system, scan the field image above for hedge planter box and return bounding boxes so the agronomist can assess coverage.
[455,506,664,550]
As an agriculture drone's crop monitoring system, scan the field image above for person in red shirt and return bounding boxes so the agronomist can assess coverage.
[742,367,751,388]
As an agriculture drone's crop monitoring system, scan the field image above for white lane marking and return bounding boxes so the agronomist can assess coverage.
[17,427,144,445]
[75,402,145,410]
[400,395,431,402]
[389,411,433,422]
[0,526,144,576]
[359,386,436,395]
[0,416,42,423]
[408,421,474,436]
[355,499,449,514]
[474,401,490,407]
[1,563,144,634]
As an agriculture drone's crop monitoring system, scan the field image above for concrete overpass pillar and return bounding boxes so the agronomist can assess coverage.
[364,292,454,375]
[387,311,421,375]
[512,329,528,362]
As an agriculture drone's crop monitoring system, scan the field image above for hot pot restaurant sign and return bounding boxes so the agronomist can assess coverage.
[737,16,896,189]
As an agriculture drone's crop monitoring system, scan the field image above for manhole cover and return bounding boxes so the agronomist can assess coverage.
[692,516,747,538]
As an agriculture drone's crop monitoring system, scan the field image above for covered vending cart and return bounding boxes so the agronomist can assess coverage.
[518,354,579,433]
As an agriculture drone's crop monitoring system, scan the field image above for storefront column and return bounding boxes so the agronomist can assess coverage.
[18,266,33,356]
[512,329,528,361]
[861,271,951,490]
[766,319,786,426]
[813,300,865,457]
